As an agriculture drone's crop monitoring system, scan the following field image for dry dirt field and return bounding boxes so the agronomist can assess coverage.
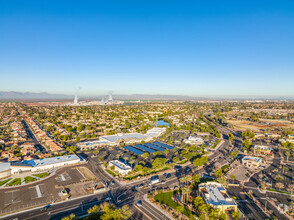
[227,119,294,132]
[76,166,97,180]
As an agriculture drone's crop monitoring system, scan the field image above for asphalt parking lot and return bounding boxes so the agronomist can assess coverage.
[230,166,251,182]
[0,165,94,216]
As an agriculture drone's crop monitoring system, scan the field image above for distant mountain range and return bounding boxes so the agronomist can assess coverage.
[0,91,198,101]
[0,91,293,101]
[0,91,72,100]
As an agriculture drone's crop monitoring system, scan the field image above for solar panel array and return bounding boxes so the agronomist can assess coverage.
[134,144,157,153]
[123,142,174,156]
[123,146,144,155]
[153,142,174,149]
[144,143,166,151]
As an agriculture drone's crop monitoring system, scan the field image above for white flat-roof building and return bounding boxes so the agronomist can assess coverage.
[184,136,204,145]
[199,182,238,212]
[254,145,272,155]
[0,154,83,178]
[242,156,262,167]
[108,160,132,176]
[78,127,166,150]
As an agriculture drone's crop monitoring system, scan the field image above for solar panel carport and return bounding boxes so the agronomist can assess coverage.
[153,142,174,150]
[134,144,157,153]
[123,146,144,155]
[144,143,165,151]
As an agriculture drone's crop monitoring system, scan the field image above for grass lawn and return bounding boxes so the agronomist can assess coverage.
[0,178,12,186]
[33,172,49,178]
[105,169,117,177]
[211,140,221,149]
[154,191,193,217]
[24,176,38,184]
[177,159,188,164]
[6,178,21,186]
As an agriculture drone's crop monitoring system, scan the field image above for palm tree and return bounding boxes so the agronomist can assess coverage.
[123,156,129,164]
[182,187,191,204]
[285,150,291,162]
[129,160,135,169]
[230,175,236,184]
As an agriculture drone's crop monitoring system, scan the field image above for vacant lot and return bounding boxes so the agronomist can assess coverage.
[227,119,294,132]
[77,166,96,180]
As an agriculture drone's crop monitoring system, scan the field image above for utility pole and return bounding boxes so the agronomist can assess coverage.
[265,193,268,214]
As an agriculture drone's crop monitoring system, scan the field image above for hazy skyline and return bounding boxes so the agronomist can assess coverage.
[1,0,294,97]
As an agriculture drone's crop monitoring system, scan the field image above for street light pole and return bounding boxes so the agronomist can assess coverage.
[265,193,267,214]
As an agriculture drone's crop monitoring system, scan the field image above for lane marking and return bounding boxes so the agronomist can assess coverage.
[134,205,157,220]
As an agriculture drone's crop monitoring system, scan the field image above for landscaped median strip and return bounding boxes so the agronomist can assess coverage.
[266,188,292,195]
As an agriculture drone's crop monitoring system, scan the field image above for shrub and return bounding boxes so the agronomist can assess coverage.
[33,172,49,178]
[6,178,21,186]
[24,176,38,183]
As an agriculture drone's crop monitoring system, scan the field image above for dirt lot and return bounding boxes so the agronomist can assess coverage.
[77,167,97,180]
[227,119,294,132]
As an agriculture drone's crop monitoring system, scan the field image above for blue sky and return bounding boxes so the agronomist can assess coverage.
[0,0,294,97]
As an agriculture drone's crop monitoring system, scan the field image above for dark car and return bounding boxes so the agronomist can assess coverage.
[40,204,51,211]
[138,183,144,188]
[131,186,136,192]
[185,167,191,173]
[137,200,143,207]
[166,173,172,179]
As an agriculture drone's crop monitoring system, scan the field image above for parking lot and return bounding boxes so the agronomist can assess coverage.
[55,168,87,186]
[230,166,251,182]
[0,165,98,216]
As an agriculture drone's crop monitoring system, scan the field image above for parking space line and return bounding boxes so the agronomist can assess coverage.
[36,185,42,198]
[75,168,86,180]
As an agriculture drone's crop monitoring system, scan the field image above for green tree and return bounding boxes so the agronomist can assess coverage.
[230,175,236,184]
[285,150,291,162]
[142,152,149,158]
[192,174,200,186]
[229,133,234,142]
[152,157,167,170]
[88,205,100,214]
[176,205,185,218]
[230,150,239,158]
[219,211,227,220]
[61,213,76,220]
[214,169,223,178]
[232,210,241,220]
